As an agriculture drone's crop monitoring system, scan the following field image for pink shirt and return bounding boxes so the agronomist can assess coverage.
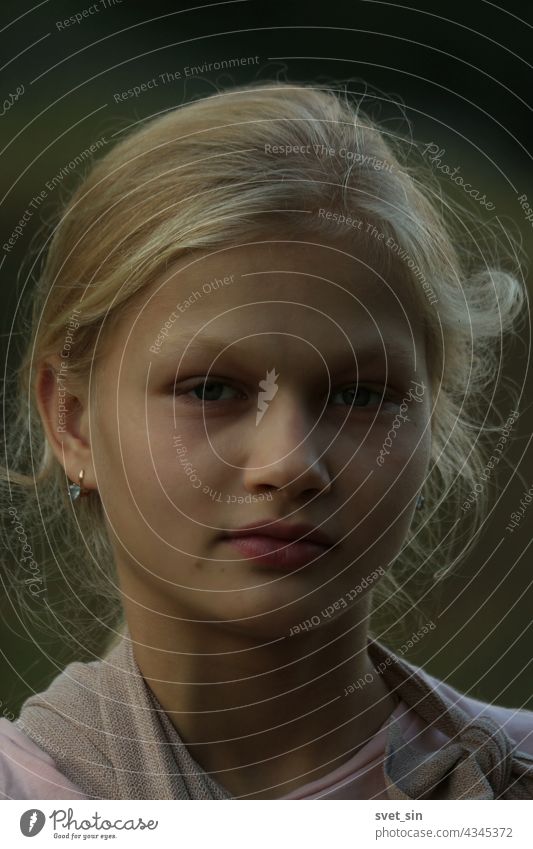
[1,664,532,800]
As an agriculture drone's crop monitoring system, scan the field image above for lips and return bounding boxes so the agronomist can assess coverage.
[220,520,335,547]
[219,520,337,569]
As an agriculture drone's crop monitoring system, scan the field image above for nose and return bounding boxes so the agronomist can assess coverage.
[242,388,333,501]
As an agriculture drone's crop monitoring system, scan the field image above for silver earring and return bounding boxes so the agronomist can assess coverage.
[416,493,425,510]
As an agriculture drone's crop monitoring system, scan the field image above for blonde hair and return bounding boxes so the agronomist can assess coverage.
[1,79,525,656]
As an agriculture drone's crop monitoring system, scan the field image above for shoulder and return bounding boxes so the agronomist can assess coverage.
[0,718,89,800]
[418,664,533,757]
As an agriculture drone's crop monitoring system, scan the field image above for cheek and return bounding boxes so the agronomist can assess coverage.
[341,423,429,520]
[146,406,243,498]
[91,411,169,528]
[344,413,429,471]
[120,419,223,538]
[339,454,426,572]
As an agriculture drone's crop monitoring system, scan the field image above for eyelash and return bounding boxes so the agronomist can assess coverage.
[172,378,399,411]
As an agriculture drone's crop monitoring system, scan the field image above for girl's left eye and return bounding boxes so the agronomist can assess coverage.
[329,385,388,408]
[175,379,394,409]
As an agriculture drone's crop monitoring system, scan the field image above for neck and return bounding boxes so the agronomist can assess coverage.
[121,594,399,799]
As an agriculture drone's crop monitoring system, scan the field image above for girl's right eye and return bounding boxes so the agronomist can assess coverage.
[184,380,242,403]
[172,378,244,404]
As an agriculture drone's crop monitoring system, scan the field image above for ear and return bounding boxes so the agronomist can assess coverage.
[35,355,96,492]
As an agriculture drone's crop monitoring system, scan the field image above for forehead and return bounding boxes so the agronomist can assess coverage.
[111,236,426,365]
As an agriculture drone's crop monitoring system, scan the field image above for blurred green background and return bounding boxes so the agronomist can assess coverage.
[1,0,532,718]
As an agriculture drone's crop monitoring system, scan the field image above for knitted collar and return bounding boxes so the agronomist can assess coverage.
[15,631,533,800]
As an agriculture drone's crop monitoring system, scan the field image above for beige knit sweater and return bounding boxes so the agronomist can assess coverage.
[14,631,533,800]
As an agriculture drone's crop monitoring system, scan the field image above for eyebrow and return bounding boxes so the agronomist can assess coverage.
[157,333,416,370]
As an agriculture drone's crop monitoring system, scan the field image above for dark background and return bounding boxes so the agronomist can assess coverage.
[1,0,532,716]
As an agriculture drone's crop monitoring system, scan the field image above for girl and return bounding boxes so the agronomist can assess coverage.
[1,80,532,800]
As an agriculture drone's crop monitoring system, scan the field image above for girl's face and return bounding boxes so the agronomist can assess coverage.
[89,234,432,638]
